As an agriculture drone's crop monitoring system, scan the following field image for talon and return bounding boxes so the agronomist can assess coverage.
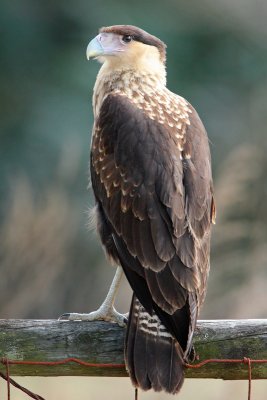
[123,312,129,324]
[58,313,71,320]
[57,308,127,326]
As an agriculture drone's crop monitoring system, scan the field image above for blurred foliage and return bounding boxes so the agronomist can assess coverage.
[1,0,267,322]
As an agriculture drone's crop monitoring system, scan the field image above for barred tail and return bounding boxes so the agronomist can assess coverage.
[125,295,185,394]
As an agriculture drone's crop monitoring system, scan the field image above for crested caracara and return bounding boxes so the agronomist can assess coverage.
[64,25,215,394]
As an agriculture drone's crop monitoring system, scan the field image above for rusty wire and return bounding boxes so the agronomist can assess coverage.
[185,357,267,400]
[1,356,267,400]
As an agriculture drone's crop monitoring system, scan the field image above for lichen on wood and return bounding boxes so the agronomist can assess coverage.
[0,319,266,379]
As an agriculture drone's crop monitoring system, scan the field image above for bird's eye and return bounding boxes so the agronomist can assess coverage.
[122,35,133,43]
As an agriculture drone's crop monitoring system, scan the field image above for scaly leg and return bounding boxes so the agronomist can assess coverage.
[59,266,127,327]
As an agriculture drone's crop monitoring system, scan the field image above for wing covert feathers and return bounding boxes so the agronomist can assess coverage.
[91,81,214,394]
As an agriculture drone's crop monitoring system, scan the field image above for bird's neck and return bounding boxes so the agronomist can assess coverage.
[93,66,167,118]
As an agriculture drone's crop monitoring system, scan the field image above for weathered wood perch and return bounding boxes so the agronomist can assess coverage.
[0,319,266,379]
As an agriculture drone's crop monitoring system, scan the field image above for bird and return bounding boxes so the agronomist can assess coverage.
[62,25,216,394]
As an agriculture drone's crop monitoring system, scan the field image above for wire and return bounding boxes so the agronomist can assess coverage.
[1,356,267,400]
[185,357,267,400]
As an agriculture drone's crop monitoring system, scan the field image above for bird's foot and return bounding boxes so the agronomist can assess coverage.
[58,305,127,327]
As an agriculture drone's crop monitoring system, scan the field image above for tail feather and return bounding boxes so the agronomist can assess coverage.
[125,295,185,394]
[155,336,184,393]
[134,319,152,390]
[146,335,162,391]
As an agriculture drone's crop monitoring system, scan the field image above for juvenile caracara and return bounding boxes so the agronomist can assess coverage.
[63,25,215,394]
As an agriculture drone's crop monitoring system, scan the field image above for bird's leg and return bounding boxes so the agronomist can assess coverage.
[59,266,127,327]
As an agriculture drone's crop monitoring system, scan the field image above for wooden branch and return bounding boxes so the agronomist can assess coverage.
[0,319,266,379]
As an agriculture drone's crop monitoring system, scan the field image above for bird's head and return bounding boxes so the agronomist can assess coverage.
[86,25,166,76]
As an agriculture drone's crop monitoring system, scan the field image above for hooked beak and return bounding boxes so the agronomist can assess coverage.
[86,36,104,60]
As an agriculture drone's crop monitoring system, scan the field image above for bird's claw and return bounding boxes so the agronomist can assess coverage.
[58,307,127,327]
[58,313,71,320]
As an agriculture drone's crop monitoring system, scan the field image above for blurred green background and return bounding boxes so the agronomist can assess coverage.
[1,0,267,398]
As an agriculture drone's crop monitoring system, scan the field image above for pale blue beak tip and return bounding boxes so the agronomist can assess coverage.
[86,37,104,60]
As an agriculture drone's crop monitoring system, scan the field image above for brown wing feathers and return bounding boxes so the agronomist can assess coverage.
[91,92,213,393]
